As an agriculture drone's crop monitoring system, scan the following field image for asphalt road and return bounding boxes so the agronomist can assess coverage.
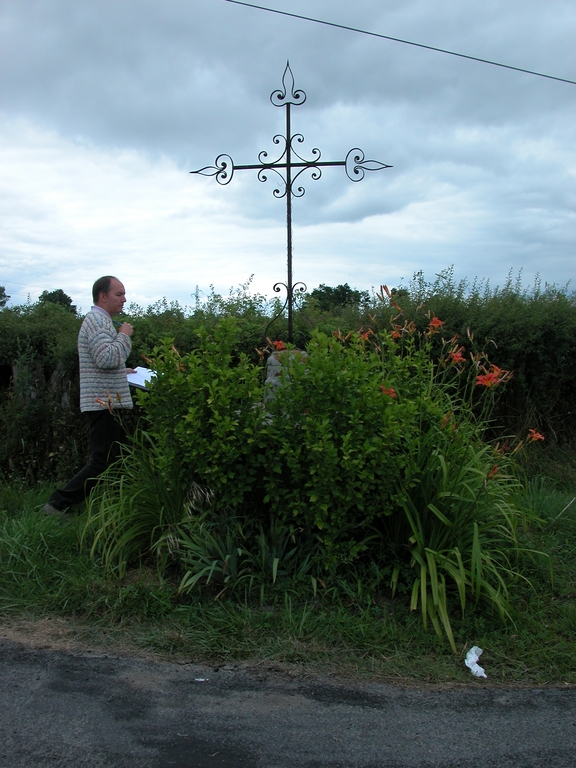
[1,639,575,768]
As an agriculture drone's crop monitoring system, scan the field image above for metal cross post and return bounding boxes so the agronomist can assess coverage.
[191,61,392,343]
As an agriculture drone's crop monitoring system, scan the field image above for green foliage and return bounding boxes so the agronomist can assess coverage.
[388,429,522,651]
[0,345,86,482]
[0,300,83,481]
[139,320,265,511]
[0,286,9,308]
[2,270,574,652]
[83,316,535,649]
[127,279,278,365]
[82,429,324,597]
[176,514,322,598]
[0,504,96,614]
[2,269,575,484]
[38,288,77,314]
[373,267,576,440]
[0,301,80,369]
[82,430,218,578]
[261,332,416,558]
[307,283,369,312]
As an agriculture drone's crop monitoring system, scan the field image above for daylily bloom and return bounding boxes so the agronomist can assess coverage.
[475,372,500,387]
[448,345,466,364]
[96,392,114,413]
[527,428,545,442]
[272,340,286,351]
[379,284,402,311]
[428,316,444,330]
[475,364,511,388]
[379,386,397,398]
[333,329,351,342]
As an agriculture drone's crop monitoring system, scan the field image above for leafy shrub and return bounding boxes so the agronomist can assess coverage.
[83,314,539,649]
[138,320,266,512]
[260,332,418,562]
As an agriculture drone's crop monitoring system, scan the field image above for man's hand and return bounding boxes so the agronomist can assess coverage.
[125,368,137,375]
[118,322,134,337]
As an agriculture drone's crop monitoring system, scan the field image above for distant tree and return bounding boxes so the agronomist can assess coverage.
[0,286,9,308]
[38,289,77,314]
[309,283,369,312]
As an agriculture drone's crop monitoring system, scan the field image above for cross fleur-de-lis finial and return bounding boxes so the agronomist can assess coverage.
[270,61,307,107]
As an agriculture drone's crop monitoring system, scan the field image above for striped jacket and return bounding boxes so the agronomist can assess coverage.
[78,307,133,412]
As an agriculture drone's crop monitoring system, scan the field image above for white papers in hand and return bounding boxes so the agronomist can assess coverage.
[127,366,157,391]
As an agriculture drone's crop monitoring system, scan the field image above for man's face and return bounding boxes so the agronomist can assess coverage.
[98,278,126,317]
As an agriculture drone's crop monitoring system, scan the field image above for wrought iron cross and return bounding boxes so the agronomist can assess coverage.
[191,62,392,342]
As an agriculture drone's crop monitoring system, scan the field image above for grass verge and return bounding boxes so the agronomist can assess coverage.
[1,473,575,686]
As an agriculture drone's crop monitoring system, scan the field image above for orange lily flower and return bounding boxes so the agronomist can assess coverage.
[428,316,444,330]
[475,364,512,388]
[448,345,466,364]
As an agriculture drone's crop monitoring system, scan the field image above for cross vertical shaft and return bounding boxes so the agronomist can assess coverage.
[285,101,294,341]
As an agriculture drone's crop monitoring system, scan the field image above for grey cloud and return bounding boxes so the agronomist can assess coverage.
[0,0,574,298]
[2,0,574,157]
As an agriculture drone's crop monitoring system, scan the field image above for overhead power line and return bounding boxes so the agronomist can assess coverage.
[224,0,576,86]
[1,277,50,293]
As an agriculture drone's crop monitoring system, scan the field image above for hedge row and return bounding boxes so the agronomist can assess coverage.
[0,270,574,481]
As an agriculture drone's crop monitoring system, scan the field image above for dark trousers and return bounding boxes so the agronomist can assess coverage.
[48,409,126,511]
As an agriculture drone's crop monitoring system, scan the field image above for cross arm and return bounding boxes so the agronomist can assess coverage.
[191,148,392,186]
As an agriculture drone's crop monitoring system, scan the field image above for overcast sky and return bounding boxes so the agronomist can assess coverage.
[1,0,574,311]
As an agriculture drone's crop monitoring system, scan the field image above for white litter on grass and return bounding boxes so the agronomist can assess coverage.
[465,646,487,678]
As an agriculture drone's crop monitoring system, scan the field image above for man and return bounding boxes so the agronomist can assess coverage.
[44,276,134,515]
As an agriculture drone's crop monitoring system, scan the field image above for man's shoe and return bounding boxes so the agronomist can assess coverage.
[43,503,65,517]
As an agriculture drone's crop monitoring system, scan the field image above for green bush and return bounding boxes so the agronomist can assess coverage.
[138,321,266,511]
[83,315,537,649]
[260,332,417,559]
